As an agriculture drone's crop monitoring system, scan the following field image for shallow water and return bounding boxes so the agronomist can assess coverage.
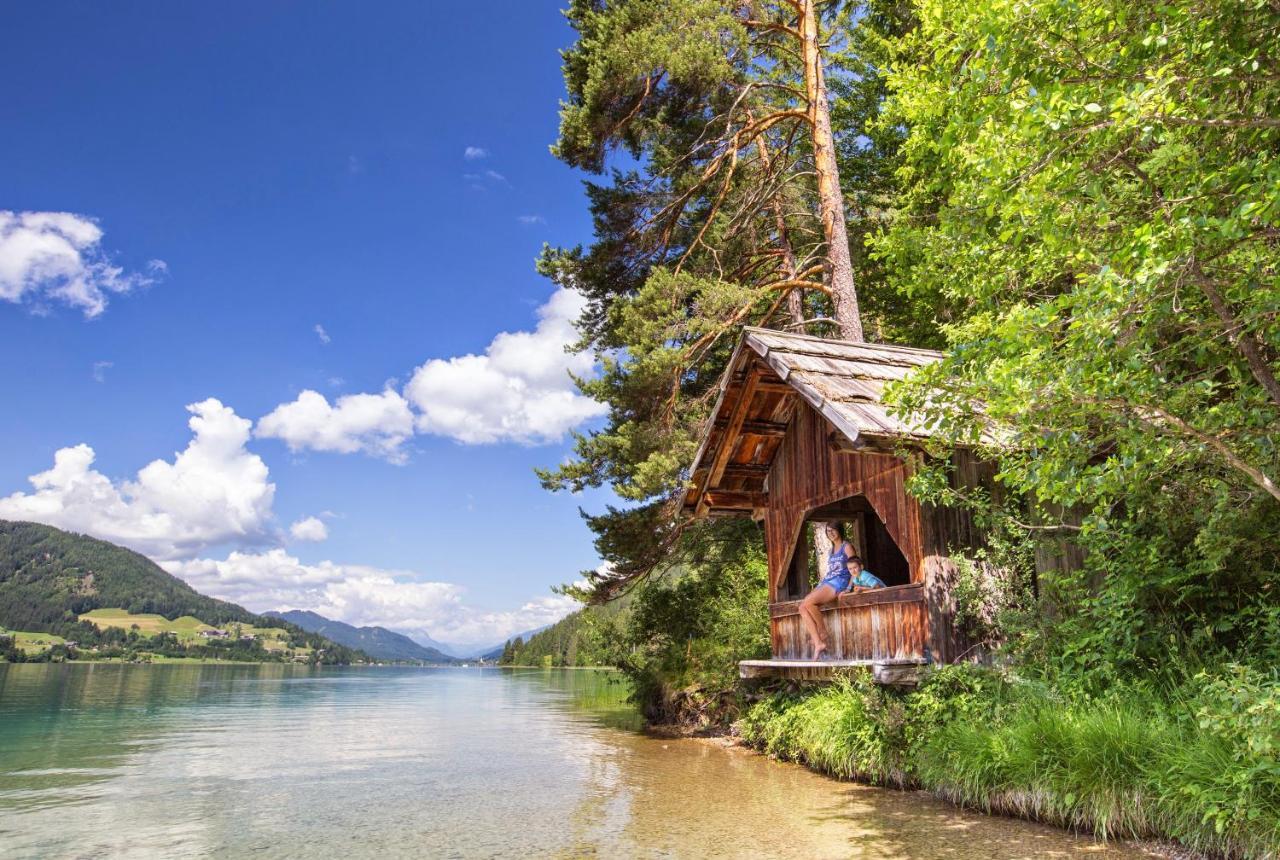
[0,664,1160,858]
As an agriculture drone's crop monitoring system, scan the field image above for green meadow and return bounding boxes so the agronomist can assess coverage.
[9,631,66,655]
[78,609,295,651]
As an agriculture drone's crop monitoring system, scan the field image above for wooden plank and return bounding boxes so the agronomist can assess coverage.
[715,417,789,437]
[721,463,771,478]
[740,657,927,683]
[703,490,765,510]
[704,370,760,497]
[769,584,925,618]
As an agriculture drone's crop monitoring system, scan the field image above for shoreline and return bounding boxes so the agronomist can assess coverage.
[645,722,1204,860]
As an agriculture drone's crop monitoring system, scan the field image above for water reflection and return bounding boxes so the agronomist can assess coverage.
[0,665,1163,859]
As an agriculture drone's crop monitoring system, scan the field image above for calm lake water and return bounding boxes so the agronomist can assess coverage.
[0,664,1163,859]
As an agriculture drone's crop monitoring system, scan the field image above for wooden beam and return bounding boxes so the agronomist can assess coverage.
[721,463,771,478]
[755,380,793,395]
[703,490,766,510]
[828,429,902,454]
[704,370,761,493]
[715,418,788,437]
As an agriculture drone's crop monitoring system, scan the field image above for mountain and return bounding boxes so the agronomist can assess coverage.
[0,519,364,661]
[266,610,456,663]
[409,631,459,658]
[0,519,271,631]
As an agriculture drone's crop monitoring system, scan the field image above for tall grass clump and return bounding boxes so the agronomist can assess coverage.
[739,664,1280,858]
[739,674,910,785]
[914,690,1171,839]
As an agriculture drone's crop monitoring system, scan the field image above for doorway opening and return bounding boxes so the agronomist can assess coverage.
[778,495,911,600]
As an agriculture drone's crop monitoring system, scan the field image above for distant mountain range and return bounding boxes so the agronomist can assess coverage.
[266,610,457,663]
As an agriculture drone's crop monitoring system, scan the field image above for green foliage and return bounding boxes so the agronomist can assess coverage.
[876,0,1280,676]
[741,664,1280,857]
[617,521,771,725]
[1161,666,1280,845]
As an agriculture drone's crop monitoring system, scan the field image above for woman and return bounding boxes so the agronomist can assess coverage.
[798,523,886,660]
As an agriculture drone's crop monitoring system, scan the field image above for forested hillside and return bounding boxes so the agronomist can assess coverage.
[0,520,262,632]
[0,520,363,663]
[498,592,632,667]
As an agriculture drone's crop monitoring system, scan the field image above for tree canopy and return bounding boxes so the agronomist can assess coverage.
[877,0,1280,672]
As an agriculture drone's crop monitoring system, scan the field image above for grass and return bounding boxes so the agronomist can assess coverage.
[78,609,293,649]
[79,608,214,641]
[9,631,67,654]
[738,666,1280,859]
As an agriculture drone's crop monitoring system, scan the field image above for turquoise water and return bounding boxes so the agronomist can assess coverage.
[0,664,1159,859]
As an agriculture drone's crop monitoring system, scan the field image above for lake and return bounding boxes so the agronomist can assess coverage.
[0,664,1163,858]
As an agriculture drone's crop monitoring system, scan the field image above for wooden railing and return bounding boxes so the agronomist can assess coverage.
[767,557,966,664]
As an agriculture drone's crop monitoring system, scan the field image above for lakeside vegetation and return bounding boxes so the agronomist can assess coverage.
[741,667,1280,859]
[525,0,1280,855]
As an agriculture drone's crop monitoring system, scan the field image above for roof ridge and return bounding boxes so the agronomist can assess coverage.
[740,325,944,357]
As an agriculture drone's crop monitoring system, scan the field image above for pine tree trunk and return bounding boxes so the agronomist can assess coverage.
[754,129,806,331]
[776,200,806,329]
[799,0,863,342]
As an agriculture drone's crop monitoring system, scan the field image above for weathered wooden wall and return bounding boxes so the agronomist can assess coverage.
[764,401,922,600]
[918,449,997,558]
[760,403,989,665]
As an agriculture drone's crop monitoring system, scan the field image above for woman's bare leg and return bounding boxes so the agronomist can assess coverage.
[800,585,837,658]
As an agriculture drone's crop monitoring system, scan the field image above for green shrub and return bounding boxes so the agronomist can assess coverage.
[1154,667,1280,857]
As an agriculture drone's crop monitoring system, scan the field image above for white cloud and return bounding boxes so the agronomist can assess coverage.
[463,168,508,189]
[289,516,328,542]
[164,549,578,651]
[256,388,415,462]
[463,146,488,160]
[0,399,275,560]
[516,214,546,226]
[92,360,113,383]
[314,323,331,344]
[405,287,606,444]
[0,210,164,317]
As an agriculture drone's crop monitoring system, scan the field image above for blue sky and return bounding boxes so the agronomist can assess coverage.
[0,2,617,652]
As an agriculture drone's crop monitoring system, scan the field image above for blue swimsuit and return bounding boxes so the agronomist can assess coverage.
[820,545,886,593]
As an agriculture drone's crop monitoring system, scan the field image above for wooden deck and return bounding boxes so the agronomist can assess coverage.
[739,657,927,685]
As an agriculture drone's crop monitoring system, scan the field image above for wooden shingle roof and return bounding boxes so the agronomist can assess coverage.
[682,328,943,518]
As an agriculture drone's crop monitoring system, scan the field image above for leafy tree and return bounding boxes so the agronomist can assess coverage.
[876,0,1280,674]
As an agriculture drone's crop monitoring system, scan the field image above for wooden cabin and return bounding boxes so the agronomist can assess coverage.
[682,327,995,683]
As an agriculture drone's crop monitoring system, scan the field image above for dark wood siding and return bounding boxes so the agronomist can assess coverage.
[764,401,923,600]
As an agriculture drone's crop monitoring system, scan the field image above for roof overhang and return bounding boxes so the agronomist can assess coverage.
[681,328,946,519]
